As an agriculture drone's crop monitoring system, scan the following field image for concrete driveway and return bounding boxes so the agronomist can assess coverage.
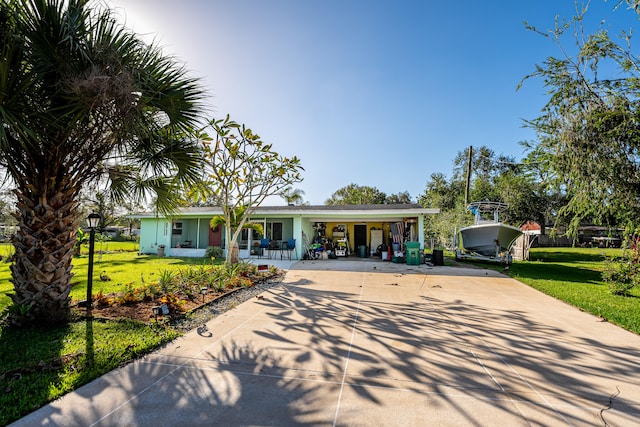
[11,260,640,426]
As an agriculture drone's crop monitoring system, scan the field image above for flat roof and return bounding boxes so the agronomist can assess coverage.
[133,204,439,221]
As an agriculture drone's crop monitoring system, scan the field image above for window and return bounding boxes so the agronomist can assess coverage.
[172,221,182,235]
[273,223,283,240]
[241,228,261,241]
[265,222,282,240]
[268,222,283,241]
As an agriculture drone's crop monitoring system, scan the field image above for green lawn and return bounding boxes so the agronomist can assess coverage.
[0,243,14,311]
[0,317,179,425]
[0,242,215,313]
[509,247,640,334]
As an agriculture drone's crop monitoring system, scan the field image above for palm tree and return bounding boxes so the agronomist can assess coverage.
[280,187,306,206]
[0,0,206,325]
[210,206,264,265]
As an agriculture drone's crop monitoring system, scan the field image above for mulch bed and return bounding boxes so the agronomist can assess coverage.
[73,270,285,327]
[84,288,243,323]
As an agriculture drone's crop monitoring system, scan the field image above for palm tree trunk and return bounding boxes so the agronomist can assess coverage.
[9,187,78,325]
[228,241,239,264]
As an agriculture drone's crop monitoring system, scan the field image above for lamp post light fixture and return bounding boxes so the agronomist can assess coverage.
[85,212,101,312]
[201,287,208,303]
[152,305,162,322]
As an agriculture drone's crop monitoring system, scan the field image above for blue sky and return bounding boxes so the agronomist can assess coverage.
[106,0,639,205]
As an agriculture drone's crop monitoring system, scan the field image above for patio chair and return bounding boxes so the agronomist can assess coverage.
[283,238,297,260]
[259,238,271,258]
[269,239,281,259]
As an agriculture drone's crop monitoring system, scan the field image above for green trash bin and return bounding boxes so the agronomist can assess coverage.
[405,242,420,265]
[358,245,367,258]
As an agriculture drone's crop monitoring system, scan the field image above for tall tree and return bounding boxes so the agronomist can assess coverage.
[197,115,303,264]
[82,191,116,231]
[418,172,466,248]
[280,187,306,206]
[418,145,553,246]
[453,145,518,204]
[418,172,464,212]
[520,1,640,236]
[325,183,387,205]
[0,0,205,325]
[385,191,413,204]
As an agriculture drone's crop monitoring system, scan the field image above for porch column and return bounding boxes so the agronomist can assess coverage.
[418,215,425,250]
[293,215,303,260]
[196,218,201,249]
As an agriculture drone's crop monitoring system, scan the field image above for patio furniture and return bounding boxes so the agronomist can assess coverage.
[282,238,297,260]
[259,238,271,258]
[268,240,281,259]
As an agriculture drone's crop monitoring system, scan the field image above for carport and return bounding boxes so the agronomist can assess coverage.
[295,204,438,259]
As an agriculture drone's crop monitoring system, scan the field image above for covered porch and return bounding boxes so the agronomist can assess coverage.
[135,204,439,261]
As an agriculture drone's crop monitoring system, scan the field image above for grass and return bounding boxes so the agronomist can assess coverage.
[0,241,217,313]
[0,318,179,425]
[0,243,12,312]
[508,247,640,334]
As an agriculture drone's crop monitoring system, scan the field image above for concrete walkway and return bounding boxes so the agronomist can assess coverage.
[11,260,640,426]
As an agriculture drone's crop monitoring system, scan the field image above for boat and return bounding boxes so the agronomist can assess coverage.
[456,201,522,261]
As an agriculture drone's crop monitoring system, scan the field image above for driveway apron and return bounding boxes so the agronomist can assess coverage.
[11,260,640,426]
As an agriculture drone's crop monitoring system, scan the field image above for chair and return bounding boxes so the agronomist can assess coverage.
[283,238,297,260]
[269,240,280,259]
[259,238,271,258]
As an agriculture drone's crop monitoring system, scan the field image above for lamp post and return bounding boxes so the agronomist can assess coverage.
[86,212,101,311]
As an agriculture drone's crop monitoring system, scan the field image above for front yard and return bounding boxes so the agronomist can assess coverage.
[0,242,284,425]
[1,244,639,425]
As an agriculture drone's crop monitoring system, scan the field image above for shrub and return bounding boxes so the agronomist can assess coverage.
[159,293,186,312]
[94,290,114,307]
[157,269,176,294]
[603,235,640,295]
[206,268,224,289]
[603,258,638,295]
[221,262,240,280]
[205,246,224,259]
[232,276,253,288]
[237,260,257,277]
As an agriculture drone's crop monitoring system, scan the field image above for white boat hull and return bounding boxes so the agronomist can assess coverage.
[458,223,522,257]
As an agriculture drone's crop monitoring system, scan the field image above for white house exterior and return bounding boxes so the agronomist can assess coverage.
[134,204,439,260]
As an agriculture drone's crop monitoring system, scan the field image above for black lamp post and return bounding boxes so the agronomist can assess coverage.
[86,212,101,311]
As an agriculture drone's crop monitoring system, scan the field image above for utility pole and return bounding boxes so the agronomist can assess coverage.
[464,145,473,206]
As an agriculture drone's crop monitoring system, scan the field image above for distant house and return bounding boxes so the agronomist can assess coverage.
[102,227,123,239]
[133,204,439,259]
[512,220,624,259]
[520,220,542,235]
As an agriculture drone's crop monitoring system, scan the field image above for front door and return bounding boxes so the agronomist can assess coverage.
[354,224,367,256]
[208,224,222,247]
